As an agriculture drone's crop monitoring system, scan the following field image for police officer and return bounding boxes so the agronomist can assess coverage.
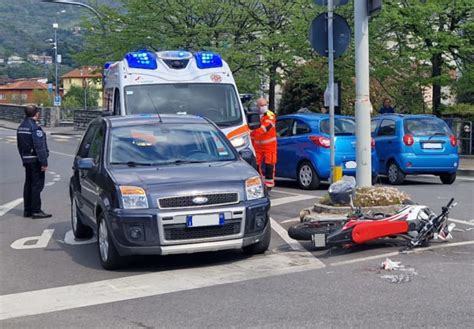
[17,105,52,219]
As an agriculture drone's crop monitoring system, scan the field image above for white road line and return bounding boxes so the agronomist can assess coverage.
[45,182,55,187]
[329,240,474,267]
[449,218,474,227]
[0,198,23,216]
[271,194,316,207]
[0,251,324,321]
[273,188,322,198]
[49,150,74,158]
[281,217,301,224]
[271,218,304,251]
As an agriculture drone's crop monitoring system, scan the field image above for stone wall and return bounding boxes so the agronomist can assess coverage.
[73,109,103,130]
[0,104,57,127]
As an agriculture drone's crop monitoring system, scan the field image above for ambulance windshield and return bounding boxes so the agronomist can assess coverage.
[124,83,243,127]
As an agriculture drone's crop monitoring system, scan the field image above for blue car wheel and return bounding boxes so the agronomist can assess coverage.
[387,161,405,185]
[297,161,320,190]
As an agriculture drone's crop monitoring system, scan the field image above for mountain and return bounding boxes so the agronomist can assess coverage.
[0,0,116,66]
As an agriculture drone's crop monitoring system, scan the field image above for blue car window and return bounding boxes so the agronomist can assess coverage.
[293,120,311,135]
[371,120,378,134]
[377,119,396,136]
[277,119,293,137]
[320,118,355,135]
[404,118,451,136]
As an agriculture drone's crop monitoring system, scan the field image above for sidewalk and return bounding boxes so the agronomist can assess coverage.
[1,119,473,176]
[0,119,83,136]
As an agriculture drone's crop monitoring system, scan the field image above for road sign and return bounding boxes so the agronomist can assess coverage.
[309,13,351,59]
[314,0,348,6]
[47,83,53,93]
[54,95,61,107]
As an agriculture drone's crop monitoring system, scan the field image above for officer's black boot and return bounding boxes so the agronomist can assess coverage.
[32,211,52,219]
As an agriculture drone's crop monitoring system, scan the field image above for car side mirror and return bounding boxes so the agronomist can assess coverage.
[247,112,261,130]
[77,158,96,170]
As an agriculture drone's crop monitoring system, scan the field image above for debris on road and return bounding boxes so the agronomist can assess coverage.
[379,258,418,284]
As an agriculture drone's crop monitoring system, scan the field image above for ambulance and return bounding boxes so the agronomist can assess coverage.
[103,50,260,159]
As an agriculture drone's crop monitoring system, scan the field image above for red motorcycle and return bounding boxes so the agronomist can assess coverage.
[288,198,456,249]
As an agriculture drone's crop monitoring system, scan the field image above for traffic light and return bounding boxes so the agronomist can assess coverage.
[367,0,382,16]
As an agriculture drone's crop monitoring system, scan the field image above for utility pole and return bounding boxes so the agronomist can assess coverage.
[354,0,372,187]
[327,0,336,182]
[53,22,59,100]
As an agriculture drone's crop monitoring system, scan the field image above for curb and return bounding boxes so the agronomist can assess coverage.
[458,169,474,177]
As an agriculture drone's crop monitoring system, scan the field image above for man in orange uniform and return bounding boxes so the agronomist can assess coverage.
[251,97,277,190]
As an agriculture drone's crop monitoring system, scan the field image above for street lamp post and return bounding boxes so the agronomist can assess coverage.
[53,22,59,101]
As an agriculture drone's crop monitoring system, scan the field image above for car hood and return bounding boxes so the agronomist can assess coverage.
[108,160,258,202]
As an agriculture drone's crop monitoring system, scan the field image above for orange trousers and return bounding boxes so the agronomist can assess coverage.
[255,144,277,188]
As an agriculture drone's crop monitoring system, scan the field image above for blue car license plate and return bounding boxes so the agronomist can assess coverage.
[186,214,225,227]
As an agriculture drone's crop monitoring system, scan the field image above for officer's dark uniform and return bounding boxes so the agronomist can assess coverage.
[17,117,49,216]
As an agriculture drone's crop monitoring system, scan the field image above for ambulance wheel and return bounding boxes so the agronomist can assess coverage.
[297,161,320,190]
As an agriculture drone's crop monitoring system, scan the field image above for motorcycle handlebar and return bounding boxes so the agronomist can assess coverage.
[446,198,455,209]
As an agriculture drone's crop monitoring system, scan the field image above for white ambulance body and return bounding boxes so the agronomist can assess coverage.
[103,50,255,152]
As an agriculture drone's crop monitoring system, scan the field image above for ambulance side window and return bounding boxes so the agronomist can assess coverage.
[113,89,121,115]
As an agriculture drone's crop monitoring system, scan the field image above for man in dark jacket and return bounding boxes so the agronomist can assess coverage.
[17,105,52,219]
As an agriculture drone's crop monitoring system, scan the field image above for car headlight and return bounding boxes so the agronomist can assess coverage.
[119,186,149,209]
[230,133,250,149]
[246,176,264,200]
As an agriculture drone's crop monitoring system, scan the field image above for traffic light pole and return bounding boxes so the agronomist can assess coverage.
[328,0,336,182]
[354,0,372,187]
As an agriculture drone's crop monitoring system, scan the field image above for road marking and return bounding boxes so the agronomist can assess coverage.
[329,240,474,267]
[449,218,474,227]
[0,251,324,321]
[273,188,322,198]
[49,150,74,158]
[271,218,304,251]
[10,229,54,250]
[61,230,95,245]
[0,198,23,216]
[281,217,301,224]
[271,194,316,207]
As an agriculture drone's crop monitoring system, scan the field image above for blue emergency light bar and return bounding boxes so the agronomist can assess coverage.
[104,62,113,70]
[125,51,157,70]
[194,52,223,69]
[158,50,193,60]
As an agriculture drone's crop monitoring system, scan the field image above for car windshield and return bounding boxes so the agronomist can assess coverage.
[404,118,451,136]
[109,123,236,165]
[124,84,242,128]
[320,118,355,135]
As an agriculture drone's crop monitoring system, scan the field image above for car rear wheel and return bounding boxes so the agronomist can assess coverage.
[387,162,405,185]
[297,161,321,190]
[97,213,122,270]
[243,222,271,255]
[440,173,456,185]
[71,197,93,239]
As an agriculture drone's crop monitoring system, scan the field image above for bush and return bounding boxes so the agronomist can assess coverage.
[320,186,410,207]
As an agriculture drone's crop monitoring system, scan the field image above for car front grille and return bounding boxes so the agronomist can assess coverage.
[158,193,239,209]
[164,220,241,241]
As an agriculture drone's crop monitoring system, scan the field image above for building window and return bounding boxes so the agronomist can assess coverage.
[0,94,6,100]
[21,94,28,100]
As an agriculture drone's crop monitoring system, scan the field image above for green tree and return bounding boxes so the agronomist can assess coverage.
[32,90,53,107]
[63,85,99,109]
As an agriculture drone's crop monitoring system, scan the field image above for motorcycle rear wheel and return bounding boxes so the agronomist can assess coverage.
[288,221,343,241]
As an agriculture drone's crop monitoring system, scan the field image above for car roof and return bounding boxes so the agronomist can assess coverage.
[278,113,352,122]
[372,114,439,120]
[99,114,209,128]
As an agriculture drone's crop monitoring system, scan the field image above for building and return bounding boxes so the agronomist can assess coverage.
[27,54,53,65]
[61,66,103,107]
[7,55,25,65]
[0,80,48,104]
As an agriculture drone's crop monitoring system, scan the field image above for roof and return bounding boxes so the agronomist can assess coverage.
[372,114,437,120]
[0,80,48,90]
[61,66,102,79]
[103,114,209,128]
[278,113,352,121]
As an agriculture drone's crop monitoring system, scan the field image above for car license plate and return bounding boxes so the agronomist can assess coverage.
[422,142,442,149]
[312,233,326,248]
[186,214,224,227]
[345,161,357,169]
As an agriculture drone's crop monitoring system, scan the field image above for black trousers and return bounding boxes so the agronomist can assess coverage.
[23,162,45,214]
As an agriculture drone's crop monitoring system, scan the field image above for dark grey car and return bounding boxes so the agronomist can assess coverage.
[69,114,271,270]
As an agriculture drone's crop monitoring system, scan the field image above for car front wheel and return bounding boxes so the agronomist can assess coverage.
[71,197,93,239]
[97,213,122,270]
[387,162,405,185]
[440,173,456,185]
[297,161,321,190]
[243,222,271,255]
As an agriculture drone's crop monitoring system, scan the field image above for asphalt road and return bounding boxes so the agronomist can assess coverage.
[1,127,473,328]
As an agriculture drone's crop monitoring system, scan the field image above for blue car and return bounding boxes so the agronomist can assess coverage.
[276,113,379,189]
[371,114,459,185]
